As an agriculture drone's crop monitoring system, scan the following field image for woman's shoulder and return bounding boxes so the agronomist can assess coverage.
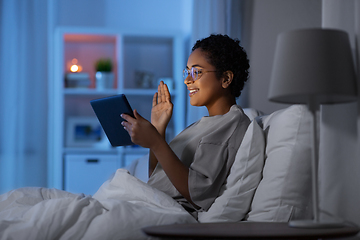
[224,105,250,123]
[176,105,249,138]
[197,105,250,144]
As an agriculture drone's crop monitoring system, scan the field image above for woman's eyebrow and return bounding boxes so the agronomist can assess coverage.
[186,64,204,69]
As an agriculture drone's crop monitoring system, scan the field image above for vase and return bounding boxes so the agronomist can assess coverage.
[95,72,114,90]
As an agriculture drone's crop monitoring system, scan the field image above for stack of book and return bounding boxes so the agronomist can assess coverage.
[65,73,91,88]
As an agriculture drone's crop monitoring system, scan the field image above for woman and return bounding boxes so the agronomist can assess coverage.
[121,34,251,217]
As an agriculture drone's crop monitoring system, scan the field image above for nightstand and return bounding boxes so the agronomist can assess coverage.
[143,222,359,239]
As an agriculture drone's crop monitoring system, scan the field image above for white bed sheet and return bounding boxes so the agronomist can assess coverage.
[0,169,197,240]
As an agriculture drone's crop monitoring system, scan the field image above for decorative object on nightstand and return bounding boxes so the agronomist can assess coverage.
[95,58,114,90]
[65,58,90,88]
[65,73,91,88]
[134,70,155,88]
[66,116,109,148]
[268,28,357,228]
[69,58,83,73]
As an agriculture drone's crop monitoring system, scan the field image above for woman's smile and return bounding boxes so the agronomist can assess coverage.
[188,88,199,97]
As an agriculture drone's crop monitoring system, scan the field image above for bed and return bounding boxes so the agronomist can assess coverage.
[0,105,314,240]
[0,169,196,239]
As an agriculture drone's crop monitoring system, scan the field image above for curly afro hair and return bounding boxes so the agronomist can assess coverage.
[192,34,250,98]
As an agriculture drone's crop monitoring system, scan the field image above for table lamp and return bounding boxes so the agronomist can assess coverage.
[268,28,357,228]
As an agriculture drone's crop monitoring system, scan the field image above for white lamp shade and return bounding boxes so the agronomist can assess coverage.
[269,28,357,104]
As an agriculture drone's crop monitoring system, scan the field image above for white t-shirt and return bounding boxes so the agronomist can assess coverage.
[147,105,250,214]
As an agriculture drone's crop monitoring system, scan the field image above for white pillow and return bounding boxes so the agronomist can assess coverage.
[198,120,265,222]
[246,105,313,222]
[123,154,149,183]
[243,108,264,121]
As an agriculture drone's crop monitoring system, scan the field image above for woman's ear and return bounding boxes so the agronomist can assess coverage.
[222,71,234,89]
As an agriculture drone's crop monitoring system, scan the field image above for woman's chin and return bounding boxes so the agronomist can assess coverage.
[189,100,199,107]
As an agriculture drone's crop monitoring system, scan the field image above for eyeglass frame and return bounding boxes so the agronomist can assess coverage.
[183,67,220,81]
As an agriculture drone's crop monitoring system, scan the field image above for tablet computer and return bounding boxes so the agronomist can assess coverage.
[90,94,134,147]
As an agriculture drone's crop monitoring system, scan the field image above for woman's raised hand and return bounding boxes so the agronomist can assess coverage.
[151,81,173,135]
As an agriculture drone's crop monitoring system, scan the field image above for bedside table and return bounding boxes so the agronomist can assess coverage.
[143,222,359,239]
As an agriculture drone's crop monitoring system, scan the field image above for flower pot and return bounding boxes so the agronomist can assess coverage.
[95,72,114,90]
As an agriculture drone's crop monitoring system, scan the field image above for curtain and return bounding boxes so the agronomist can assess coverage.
[0,0,49,194]
[187,0,246,125]
[319,0,360,226]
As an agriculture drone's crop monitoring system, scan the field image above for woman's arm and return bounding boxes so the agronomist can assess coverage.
[121,110,198,208]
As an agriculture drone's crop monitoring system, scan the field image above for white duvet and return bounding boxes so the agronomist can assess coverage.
[0,169,197,240]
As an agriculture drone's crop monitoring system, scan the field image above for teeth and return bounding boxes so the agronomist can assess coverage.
[188,89,199,96]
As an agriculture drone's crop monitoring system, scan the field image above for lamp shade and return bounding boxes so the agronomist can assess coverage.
[269,28,357,104]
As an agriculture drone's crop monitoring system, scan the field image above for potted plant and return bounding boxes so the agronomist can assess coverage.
[95,58,114,90]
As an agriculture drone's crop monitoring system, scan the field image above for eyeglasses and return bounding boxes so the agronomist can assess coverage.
[183,67,219,81]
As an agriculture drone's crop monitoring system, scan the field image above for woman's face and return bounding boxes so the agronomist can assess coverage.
[184,48,227,113]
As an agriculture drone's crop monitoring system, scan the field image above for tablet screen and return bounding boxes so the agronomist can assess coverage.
[90,94,134,146]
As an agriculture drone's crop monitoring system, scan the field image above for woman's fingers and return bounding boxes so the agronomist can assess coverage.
[157,82,162,103]
[121,120,131,131]
[133,109,143,119]
[163,83,171,102]
[120,113,134,123]
[121,114,132,133]
[160,82,166,103]
[121,110,144,129]
[121,109,158,148]
[153,81,171,107]
[152,92,158,107]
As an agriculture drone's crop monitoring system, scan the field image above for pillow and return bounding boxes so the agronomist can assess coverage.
[246,105,313,222]
[243,108,264,121]
[123,154,149,183]
[198,120,265,222]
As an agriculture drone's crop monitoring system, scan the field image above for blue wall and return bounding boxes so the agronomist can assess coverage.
[54,0,193,35]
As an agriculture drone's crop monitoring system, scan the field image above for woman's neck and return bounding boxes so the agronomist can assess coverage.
[207,97,236,116]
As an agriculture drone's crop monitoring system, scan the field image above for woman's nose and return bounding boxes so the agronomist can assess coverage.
[184,76,194,85]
